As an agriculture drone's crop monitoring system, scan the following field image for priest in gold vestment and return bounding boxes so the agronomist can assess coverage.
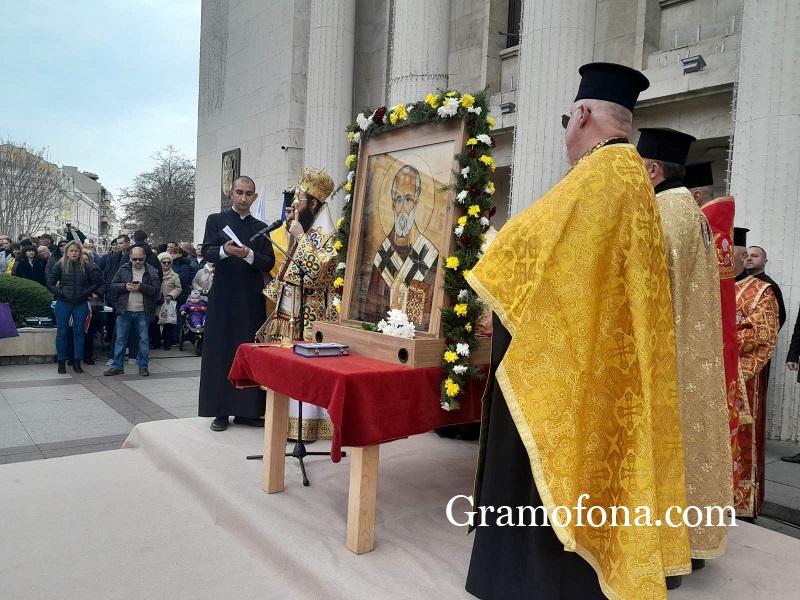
[465,63,690,600]
[637,129,732,577]
[257,168,338,441]
[732,228,780,518]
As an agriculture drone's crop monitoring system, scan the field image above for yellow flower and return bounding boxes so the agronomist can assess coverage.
[465,322,473,333]
[336,217,345,229]
[459,93,475,108]
[425,93,440,109]
[333,276,345,289]
[392,104,408,120]
[446,256,460,269]
[335,303,342,314]
[457,215,467,227]
[486,116,496,128]
[479,155,496,172]
[444,378,460,397]
[345,154,356,168]
[485,181,495,195]
[443,350,458,363]
[347,130,355,142]
[468,204,481,217]
[389,112,398,125]
[344,181,352,192]
[446,91,457,97]
[454,303,468,317]
[463,269,471,279]
[466,137,477,146]
[333,240,343,251]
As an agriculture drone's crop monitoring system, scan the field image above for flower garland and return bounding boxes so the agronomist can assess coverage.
[332,91,497,410]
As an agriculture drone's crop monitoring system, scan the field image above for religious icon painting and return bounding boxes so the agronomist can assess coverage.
[341,119,466,338]
[220,148,241,211]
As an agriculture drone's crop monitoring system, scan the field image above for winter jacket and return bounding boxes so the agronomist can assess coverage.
[130,242,161,274]
[103,250,128,284]
[13,257,46,286]
[172,256,194,303]
[46,260,104,304]
[191,265,214,293]
[108,261,161,317]
[160,269,182,302]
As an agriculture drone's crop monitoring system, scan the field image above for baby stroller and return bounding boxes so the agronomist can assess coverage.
[178,292,208,356]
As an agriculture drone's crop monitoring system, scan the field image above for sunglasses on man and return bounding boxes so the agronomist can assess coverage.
[130,257,144,262]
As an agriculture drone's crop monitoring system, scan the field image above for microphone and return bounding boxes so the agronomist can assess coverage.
[249,219,284,242]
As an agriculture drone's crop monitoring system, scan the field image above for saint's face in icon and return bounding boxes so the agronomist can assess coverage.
[391,165,421,248]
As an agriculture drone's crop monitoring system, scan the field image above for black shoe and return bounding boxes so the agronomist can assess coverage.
[57,360,66,374]
[210,417,229,431]
[780,452,800,463]
[104,368,124,376]
[691,558,706,571]
[163,345,172,351]
[666,576,682,590]
[233,416,265,427]
[83,357,95,365]
[73,360,83,373]
[139,368,150,377]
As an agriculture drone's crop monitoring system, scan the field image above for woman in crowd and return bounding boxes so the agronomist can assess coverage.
[156,251,182,350]
[13,246,46,286]
[46,240,103,373]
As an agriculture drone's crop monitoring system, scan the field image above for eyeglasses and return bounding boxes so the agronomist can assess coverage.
[161,260,172,264]
[130,257,144,262]
[561,106,581,130]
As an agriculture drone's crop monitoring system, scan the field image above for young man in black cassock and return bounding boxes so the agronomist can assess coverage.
[199,176,275,431]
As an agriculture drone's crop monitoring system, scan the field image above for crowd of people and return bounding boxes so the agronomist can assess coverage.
[0,225,213,375]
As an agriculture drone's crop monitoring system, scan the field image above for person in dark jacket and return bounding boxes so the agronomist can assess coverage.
[130,229,161,274]
[13,246,46,286]
[781,307,800,463]
[64,223,86,244]
[170,246,195,344]
[104,246,160,377]
[46,241,104,373]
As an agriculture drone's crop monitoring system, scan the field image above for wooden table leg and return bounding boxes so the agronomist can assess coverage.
[262,388,289,494]
[345,445,380,554]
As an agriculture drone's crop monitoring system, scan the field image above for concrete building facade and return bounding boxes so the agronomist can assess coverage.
[195,0,800,441]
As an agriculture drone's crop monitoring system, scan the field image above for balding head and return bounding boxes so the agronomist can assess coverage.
[689,185,714,208]
[564,99,632,165]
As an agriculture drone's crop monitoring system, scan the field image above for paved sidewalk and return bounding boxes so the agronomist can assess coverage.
[0,349,200,464]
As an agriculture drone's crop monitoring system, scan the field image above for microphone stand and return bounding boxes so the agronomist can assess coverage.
[245,227,344,486]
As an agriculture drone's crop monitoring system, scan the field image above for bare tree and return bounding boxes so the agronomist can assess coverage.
[0,141,66,238]
[120,146,196,243]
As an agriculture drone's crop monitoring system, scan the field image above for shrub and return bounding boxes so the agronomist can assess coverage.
[0,276,54,325]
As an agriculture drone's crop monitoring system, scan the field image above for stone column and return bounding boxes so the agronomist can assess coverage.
[509,0,596,215]
[729,0,800,441]
[387,1,450,106]
[303,0,356,218]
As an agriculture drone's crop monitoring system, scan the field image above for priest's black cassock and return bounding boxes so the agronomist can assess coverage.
[199,208,275,418]
[465,315,604,600]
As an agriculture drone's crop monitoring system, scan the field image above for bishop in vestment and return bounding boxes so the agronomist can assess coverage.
[733,228,780,517]
[257,168,338,441]
[638,129,732,568]
[465,62,690,600]
[199,176,275,431]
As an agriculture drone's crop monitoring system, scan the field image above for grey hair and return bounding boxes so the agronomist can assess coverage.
[390,165,422,199]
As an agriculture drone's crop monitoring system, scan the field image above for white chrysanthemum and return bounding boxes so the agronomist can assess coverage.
[386,309,408,326]
[437,97,460,118]
[344,194,351,203]
[479,216,490,228]
[332,297,341,307]
[454,225,464,237]
[456,343,470,357]
[352,131,361,144]
[476,134,492,146]
[406,104,414,113]
[347,171,355,183]
[356,113,370,131]
[461,166,470,179]
[467,106,483,115]
[457,289,469,301]
[453,365,468,375]
[337,262,346,271]
[456,190,468,203]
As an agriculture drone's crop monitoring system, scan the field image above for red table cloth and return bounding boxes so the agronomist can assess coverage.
[228,345,484,462]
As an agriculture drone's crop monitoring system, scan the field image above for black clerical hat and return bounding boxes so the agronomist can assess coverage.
[684,162,714,188]
[282,190,295,208]
[733,227,749,247]
[574,62,650,111]
[637,128,696,165]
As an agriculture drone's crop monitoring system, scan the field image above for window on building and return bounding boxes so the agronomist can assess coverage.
[507,0,522,49]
